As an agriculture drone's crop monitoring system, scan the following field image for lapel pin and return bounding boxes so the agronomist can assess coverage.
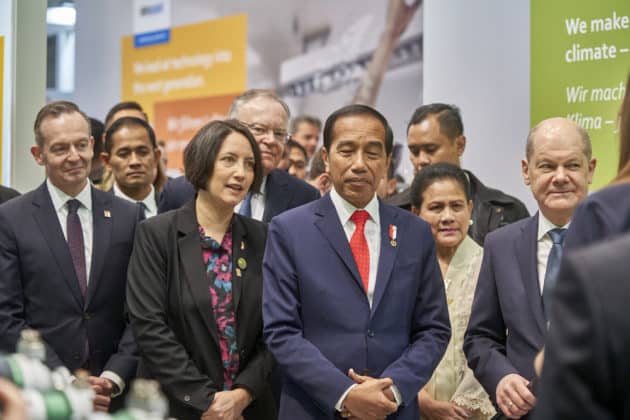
[389,224,397,247]
[240,241,245,251]
[104,210,111,218]
[235,268,242,277]
[237,257,247,270]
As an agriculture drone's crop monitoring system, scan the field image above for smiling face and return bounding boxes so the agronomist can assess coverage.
[235,96,288,175]
[205,132,256,210]
[31,111,93,197]
[323,114,390,208]
[417,178,472,253]
[522,118,596,226]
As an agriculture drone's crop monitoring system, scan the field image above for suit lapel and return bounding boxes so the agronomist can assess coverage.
[262,170,288,222]
[313,195,366,296]
[371,202,399,315]
[515,213,546,336]
[230,216,247,312]
[32,183,84,308]
[85,188,112,307]
[177,202,220,347]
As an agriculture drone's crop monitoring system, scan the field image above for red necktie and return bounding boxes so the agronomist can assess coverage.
[350,210,370,293]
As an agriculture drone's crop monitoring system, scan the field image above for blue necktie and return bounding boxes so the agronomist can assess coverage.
[542,228,566,321]
[239,192,252,218]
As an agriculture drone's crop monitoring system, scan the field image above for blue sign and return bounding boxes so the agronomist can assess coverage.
[134,28,170,48]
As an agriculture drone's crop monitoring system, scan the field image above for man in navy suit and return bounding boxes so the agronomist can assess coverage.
[0,101,139,412]
[464,117,596,419]
[263,104,451,419]
[158,89,319,220]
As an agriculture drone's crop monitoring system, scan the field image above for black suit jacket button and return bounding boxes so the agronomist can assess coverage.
[367,330,375,338]
[83,312,91,320]
[184,395,191,402]
[240,349,246,357]
[73,353,81,360]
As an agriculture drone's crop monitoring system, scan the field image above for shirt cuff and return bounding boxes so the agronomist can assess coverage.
[335,384,357,411]
[101,371,125,397]
[390,384,402,406]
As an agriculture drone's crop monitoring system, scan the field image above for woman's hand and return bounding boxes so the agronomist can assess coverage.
[419,389,471,420]
[201,388,252,420]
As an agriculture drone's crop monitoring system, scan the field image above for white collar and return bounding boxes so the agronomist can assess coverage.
[114,183,157,214]
[329,187,380,227]
[47,178,92,212]
[537,211,570,241]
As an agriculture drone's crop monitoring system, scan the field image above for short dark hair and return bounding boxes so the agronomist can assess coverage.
[89,118,105,157]
[308,148,327,180]
[104,116,157,154]
[104,101,147,128]
[184,119,263,193]
[407,103,464,140]
[410,162,471,209]
[33,101,91,148]
[290,115,322,134]
[323,104,393,156]
[286,139,307,162]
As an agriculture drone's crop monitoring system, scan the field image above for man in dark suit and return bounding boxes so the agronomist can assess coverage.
[101,116,161,218]
[532,233,630,420]
[464,117,596,419]
[0,185,19,205]
[387,103,529,245]
[0,101,139,412]
[158,89,319,219]
[263,104,451,419]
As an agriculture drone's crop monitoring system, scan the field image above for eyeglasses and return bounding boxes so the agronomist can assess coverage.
[239,121,288,143]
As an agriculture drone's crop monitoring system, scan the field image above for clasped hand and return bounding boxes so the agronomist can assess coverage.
[340,369,398,420]
[201,388,252,420]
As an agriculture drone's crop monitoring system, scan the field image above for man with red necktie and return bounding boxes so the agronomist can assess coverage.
[263,104,451,420]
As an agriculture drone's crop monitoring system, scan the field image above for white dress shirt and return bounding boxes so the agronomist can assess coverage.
[536,213,570,294]
[235,175,267,221]
[46,179,125,395]
[328,188,401,410]
[47,179,93,283]
[113,183,157,218]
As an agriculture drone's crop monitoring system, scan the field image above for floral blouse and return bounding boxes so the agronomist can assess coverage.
[199,225,239,390]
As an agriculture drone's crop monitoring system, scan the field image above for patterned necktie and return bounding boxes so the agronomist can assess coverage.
[350,210,370,293]
[542,228,567,320]
[239,192,252,218]
[66,199,87,297]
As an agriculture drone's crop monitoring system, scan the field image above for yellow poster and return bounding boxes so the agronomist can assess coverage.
[0,36,4,177]
[121,14,246,121]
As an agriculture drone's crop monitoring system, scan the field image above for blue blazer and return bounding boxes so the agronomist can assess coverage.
[263,194,451,419]
[0,182,139,381]
[564,182,630,251]
[464,214,546,404]
[158,169,320,221]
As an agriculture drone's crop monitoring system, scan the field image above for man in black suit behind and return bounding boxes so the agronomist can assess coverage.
[533,233,630,419]
[158,89,319,220]
[0,185,19,205]
[0,101,139,412]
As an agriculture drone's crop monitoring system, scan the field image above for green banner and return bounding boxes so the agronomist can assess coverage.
[531,0,630,189]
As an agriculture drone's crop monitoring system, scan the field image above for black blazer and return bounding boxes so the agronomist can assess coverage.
[127,201,276,419]
[0,182,139,380]
[0,185,19,205]
[533,233,630,419]
[158,170,320,222]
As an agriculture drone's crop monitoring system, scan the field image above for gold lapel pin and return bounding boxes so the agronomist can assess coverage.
[235,268,242,277]
[237,257,247,270]
[104,210,111,218]
[240,241,245,251]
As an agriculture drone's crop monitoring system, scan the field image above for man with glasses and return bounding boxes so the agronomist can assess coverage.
[387,103,529,245]
[158,89,319,221]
